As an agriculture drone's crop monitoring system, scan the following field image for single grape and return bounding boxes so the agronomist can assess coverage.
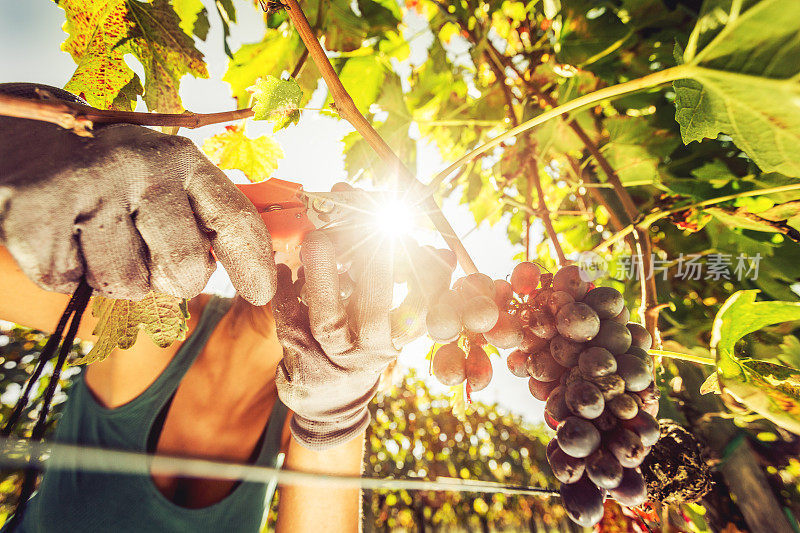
[437,290,463,311]
[589,320,632,355]
[556,417,601,458]
[627,323,652,350]
[552,265,589,300]
[483,312,523,349]
[625,346,654,373]
[562,366,583,387]
[589,373,625,401]
[493,279,514,306]
[636,382,661,404]
[466,345,493,392]
[529,377,558,401]
[610,468,648,507]
[544,410,560,431]
[565,380,605,419]
[593,408,618,431]
[510,262,541,295]
[616,354,653,392]
[642,401,659,418]
[556,303,600,342]
[461,295,500,334]
[560,476,605,527]
[621,411,660,447]
[586,449,624,489]
[548,447,586,484]
[547,291,575,316]
[550,335,584,367]
[578,347,617,377]
[461,273,496,300]
[531,288,553,309]
[528,310,557,340]
[546,438,559,459]
[607,428,647,468]
[506,349,529,378]
[608,394,639,420]
[519,327,548,353]
[545,386,571,423]
[526,351,566,382]
[611,306,630,324]
[583,286,625,319]
[425,303,461,342]
[432,343,467,386]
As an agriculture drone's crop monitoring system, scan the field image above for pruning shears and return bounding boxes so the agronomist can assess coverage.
[235,178,391,269]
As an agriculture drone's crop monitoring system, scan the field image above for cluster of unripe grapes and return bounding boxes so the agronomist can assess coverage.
[426,262,660,527]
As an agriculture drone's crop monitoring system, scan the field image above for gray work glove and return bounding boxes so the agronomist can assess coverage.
[0,83,276,304]
[273,230,454,450]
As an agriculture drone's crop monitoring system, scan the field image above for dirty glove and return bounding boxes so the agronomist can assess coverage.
[0,83,276,304]
[273,230,454,450]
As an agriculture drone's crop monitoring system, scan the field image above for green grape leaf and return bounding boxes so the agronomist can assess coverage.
[326,56,387,116]
[675,0,800,177]
[173,0,209,40]
[251,76,303,131]
[202,124,284,183]
[77,292,190,365]
[223,32,306,107]
[600,115,679,184]
[323,0,370,52]
[710,290,800,434]
[58,0,208,112]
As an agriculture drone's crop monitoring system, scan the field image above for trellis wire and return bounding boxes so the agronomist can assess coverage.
[0,437,560,498]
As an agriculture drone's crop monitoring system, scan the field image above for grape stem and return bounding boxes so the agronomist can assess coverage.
[648,349,716,366]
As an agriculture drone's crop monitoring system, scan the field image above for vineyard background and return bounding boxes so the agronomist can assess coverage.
[3,0,800,531]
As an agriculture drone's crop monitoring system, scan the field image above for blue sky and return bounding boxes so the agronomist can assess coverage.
[0,0,548,423]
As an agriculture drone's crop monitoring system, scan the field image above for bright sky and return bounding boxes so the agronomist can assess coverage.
[0,0,547,423]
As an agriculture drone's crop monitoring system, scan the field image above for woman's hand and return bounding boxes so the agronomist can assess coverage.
[0,83,276,305]
[273,230,454,450]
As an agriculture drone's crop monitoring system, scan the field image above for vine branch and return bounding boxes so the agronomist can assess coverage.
[528,150,567,265]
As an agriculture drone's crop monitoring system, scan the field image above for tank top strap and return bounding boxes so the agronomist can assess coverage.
[255,398,289,466]
[140,296,233,407]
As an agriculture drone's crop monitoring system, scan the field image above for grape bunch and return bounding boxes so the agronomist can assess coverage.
[426,262,660,527]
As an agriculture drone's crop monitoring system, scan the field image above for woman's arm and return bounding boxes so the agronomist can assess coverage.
[276,431,365,533]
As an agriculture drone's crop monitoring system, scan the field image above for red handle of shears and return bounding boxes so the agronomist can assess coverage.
[235,178,316,269]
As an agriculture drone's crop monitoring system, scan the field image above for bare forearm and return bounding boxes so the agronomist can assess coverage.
[276,431,365,533]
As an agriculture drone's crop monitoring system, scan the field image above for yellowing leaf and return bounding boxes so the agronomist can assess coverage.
[58,0,208,112]
[78,292,190,365]
[251,76,303,131]
[202,124,283,183]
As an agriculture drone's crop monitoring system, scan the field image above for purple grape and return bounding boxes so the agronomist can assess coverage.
[607,429,647,468]
[426,303,461,342]
[510,262,541,295]
[583,286,625,319]
[590,320,632,355]
[627,323,652,350]
[432,343,466,386]
[548,447,586,484]
[519,327,548,352]
[556,417,601,458]
[550,335,584,367]
[547,291,575,316]
[461,295,500,333]
[528,310,557,340]
[616,354,653,392]
[610,468,648,507]
[556,303,600,342]
[593,409,618,431]
[545,386,571,423]
[560,476,605,527]
[611,306,630,324]
[621,411,660,447]
[506,349,529,378]
[565,380,605,419]
[626,346,654,373]
[586,449,624,489]
[529,377,558,401]
[578,347,617,377]
[589,374,625,401]
[552,265,589,300]
[483,312,523,349]
[637,382,660,404]
[466,345,493,392]
[608,394,639,420]
[526,351,566,382]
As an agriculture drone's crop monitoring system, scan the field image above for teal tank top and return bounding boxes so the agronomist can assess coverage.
[12,297,288,533]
